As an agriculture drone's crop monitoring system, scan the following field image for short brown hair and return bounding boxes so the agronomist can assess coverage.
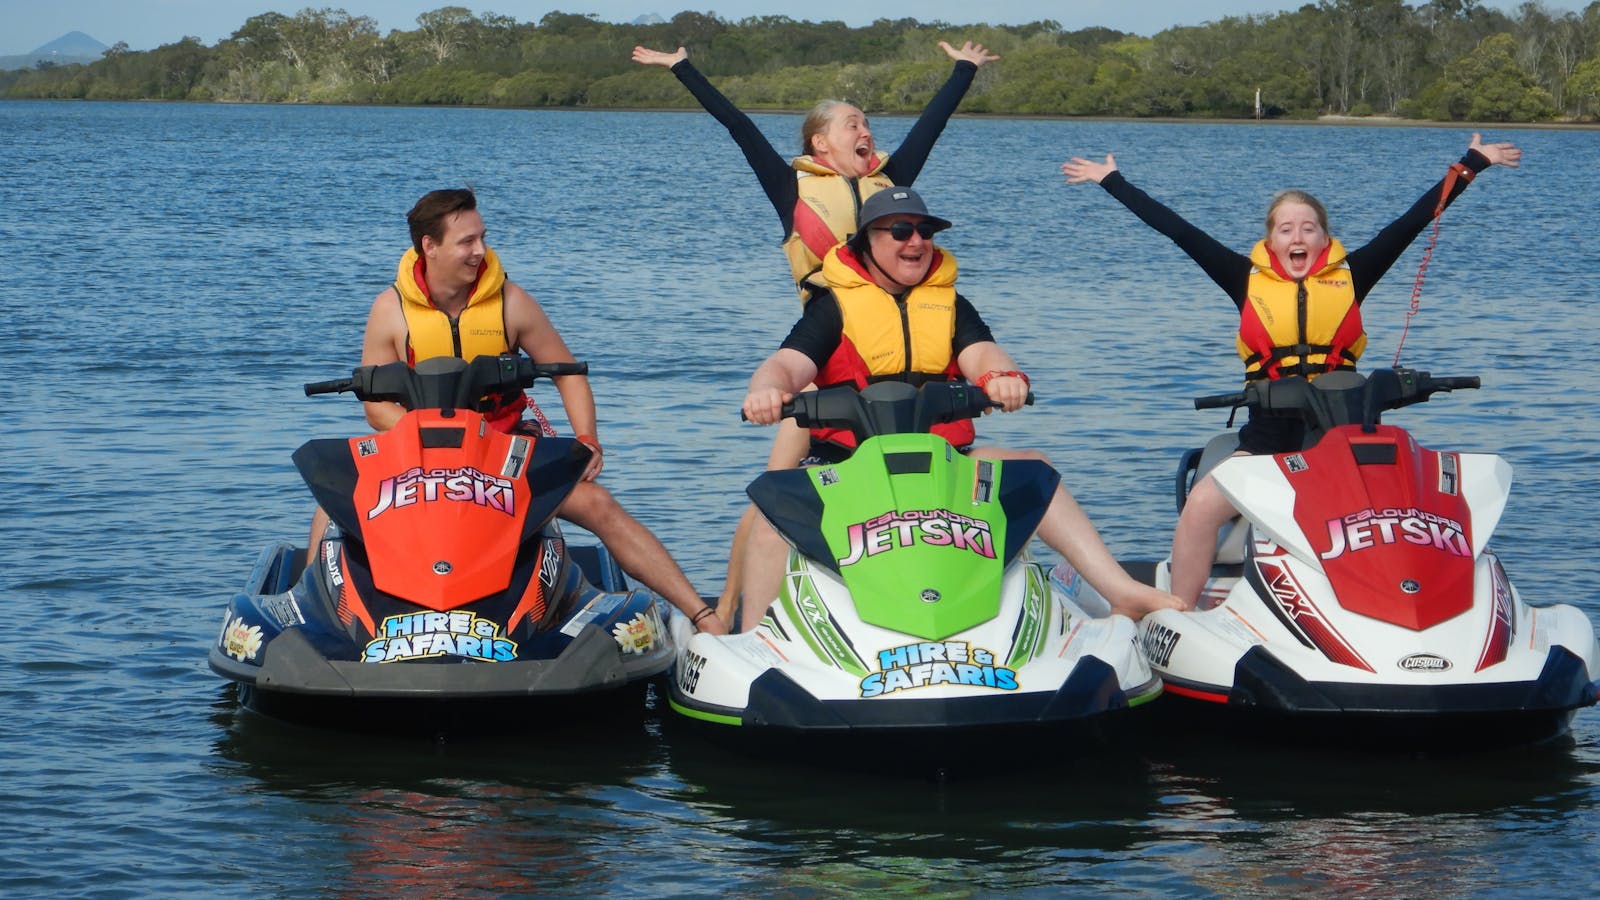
[407,188,477,254]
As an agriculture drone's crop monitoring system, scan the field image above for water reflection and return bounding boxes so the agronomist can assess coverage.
[656,708,1600,895]
[1137,729,1599,895]
[209,687,675,896]
[659,723,1168,893]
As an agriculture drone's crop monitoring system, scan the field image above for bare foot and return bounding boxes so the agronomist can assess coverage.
[1107,585,1188,620]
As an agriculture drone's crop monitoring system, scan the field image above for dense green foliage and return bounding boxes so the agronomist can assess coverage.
[6,2,1600,121]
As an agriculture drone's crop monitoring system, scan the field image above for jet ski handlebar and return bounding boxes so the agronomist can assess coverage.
[1194,391,1247,411]
[1193,367,1479,435]
[304,354,587,412]
[772,380,1033,444]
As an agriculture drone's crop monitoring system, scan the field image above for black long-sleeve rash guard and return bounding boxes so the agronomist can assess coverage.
[1096,149,1492,308]
[669,58,978,237]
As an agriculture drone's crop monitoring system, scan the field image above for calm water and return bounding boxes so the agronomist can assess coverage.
[4,100,1599,896]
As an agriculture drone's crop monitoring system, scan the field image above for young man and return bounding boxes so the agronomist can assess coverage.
[738,188,1185,629]
[311,188,727,635]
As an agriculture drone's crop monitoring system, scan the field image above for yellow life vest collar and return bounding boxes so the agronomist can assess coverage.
[825,242,958,295]
[1248,237,1348,283]
[791,152,890,178]
[394,246,507,314]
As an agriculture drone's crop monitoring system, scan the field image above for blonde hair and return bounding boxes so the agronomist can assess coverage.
[1264,189,1330,237]
[800,100,860,157]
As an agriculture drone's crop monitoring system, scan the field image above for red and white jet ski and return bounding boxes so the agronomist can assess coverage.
[1128,368,1599,746]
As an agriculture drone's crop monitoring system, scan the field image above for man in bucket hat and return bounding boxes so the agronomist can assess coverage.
[736,187,1184,628]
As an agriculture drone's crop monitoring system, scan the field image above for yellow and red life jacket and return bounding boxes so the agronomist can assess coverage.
[812,244,974,450]
[782,153,894,302]
[1237,238,1366,381]
[394,247,527,431]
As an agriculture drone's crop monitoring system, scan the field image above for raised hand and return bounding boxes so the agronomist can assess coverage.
[632,45,687,68]
[939,40,1000,67]
[1061,154,1119,185]
[1469,132,1522,168]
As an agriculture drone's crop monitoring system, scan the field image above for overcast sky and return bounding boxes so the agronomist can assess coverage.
[5,0,1588,55]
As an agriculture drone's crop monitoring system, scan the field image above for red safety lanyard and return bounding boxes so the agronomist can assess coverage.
[1393,162,1473,366]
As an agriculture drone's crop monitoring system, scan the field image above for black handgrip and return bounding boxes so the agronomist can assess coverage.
[304,378,354,396]
[739,394,801,422]
[1432,376,1480,391]
[976,393,1038,409]
[533,362,588,378]
[1195,391,1245,410]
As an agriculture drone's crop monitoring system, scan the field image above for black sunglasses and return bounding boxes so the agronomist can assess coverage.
[871,220,940,241]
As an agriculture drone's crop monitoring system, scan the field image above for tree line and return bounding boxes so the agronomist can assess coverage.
[6,2,1600,122]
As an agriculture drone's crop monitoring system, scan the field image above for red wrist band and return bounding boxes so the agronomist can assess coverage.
[975,370,1029,390]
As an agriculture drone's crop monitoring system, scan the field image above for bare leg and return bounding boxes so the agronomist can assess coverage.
[768,418,812,468]
[723,416,819,627]
[715,504,756,629]
[306,506,329,567]
[737,511,792,632]
[559,481,727,635]
[716,417,813,626]
[969,447,1185,619]
[1170,473,1238,608]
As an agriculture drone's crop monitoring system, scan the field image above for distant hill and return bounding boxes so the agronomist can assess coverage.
[0,31,108,71]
